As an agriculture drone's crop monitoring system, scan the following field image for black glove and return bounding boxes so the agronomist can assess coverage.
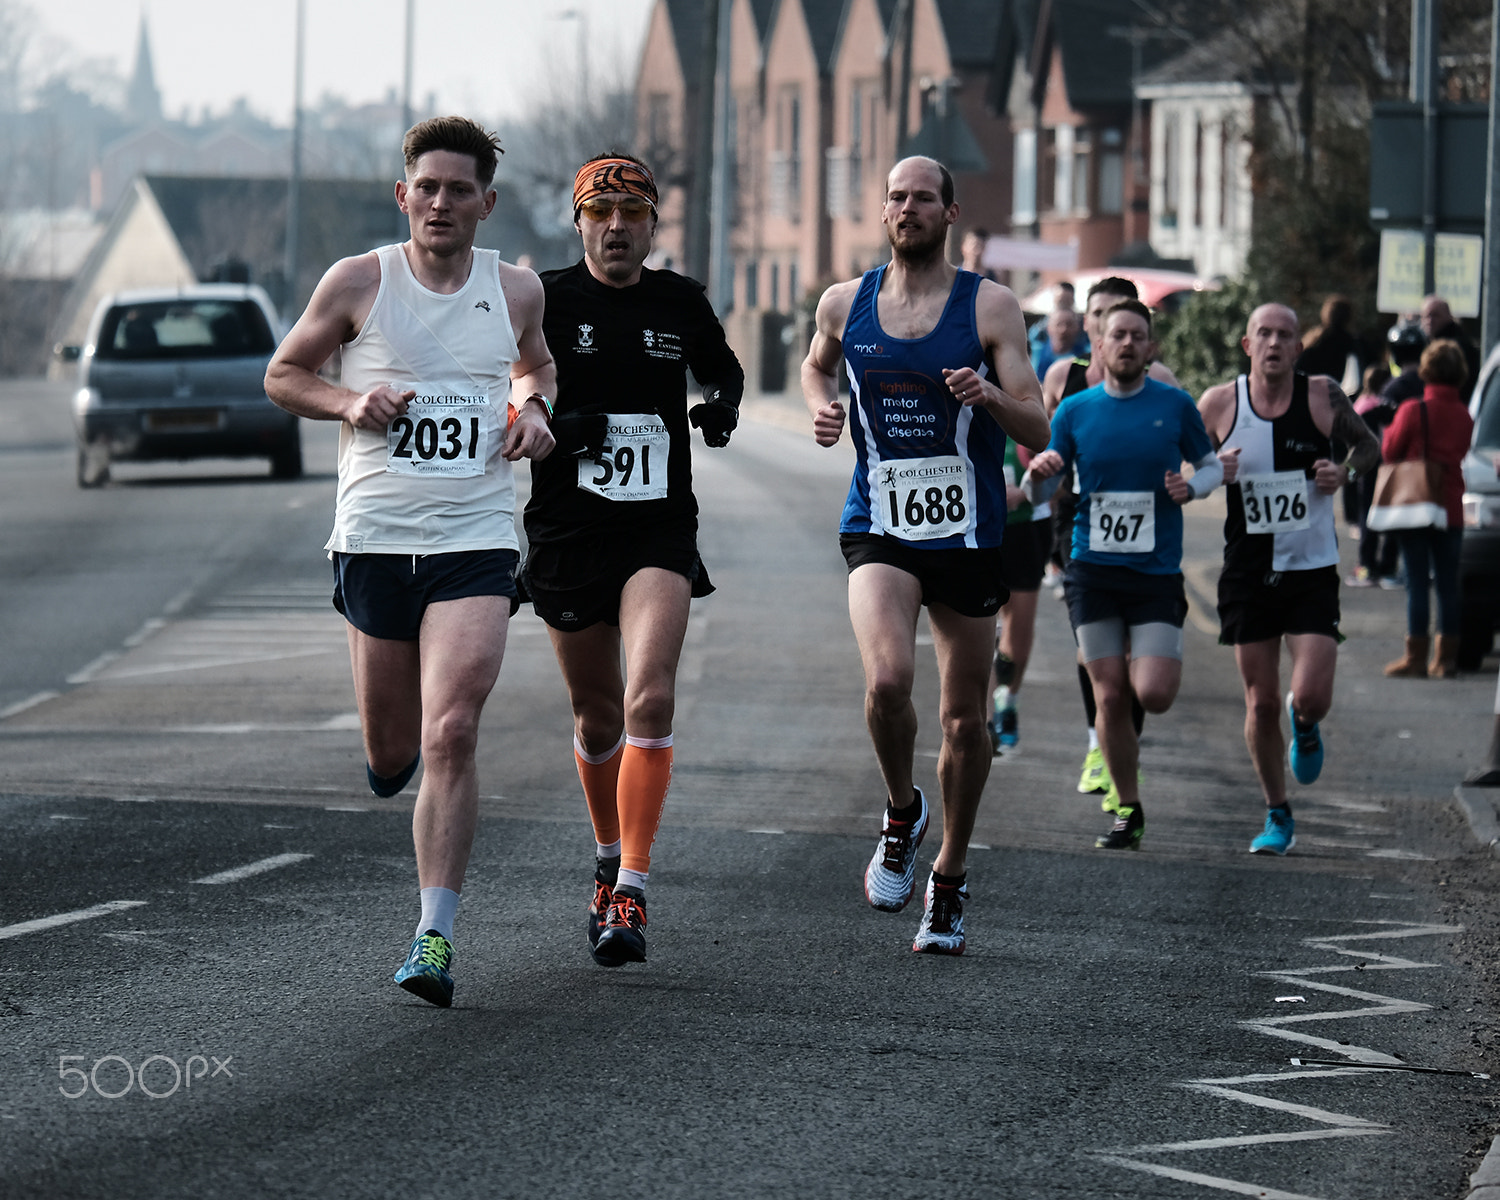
[689,400,738,448]
[550,411,609,458]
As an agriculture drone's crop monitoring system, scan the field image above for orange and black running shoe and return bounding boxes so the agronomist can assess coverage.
[592,885,647,967]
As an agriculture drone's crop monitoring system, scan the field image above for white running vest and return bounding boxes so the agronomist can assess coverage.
[325,244,520,556]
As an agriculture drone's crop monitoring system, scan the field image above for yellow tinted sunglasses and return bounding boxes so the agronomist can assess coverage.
[579,197,655,222]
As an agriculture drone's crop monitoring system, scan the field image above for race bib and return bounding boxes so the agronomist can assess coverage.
[1240,470,1311,533]
[386,385,489,477]
[1089,491,1155,553]
[877,455,971,541]
[577,414,670,502]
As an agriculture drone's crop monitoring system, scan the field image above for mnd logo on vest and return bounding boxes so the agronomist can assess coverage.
[867,371,951,444]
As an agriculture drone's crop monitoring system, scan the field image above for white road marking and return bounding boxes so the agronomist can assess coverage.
[1091,1154,1328,1199]
[325,805,368,813]
[0,900,148,941]
[746,828,785,835]
[67,650,121,684]
[0,691,58,719]
[1093,921,1459,1198]
[193,852,314,885]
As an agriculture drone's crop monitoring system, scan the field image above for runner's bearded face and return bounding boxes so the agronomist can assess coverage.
[399,150,494,258]
[1099,312,1152,388]
[882,166,952,262]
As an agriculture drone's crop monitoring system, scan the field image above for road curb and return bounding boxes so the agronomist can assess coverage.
[1454,786,1500,855]
[1466,1134,1500,1197]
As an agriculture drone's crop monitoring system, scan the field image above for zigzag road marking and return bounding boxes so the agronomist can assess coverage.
[1089,921,1463,1198]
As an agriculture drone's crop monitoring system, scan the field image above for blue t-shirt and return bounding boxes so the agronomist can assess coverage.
[838,266,1009,549]
[1048,377,1213,574]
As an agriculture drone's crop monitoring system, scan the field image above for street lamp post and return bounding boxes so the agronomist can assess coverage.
[283,0,305,321]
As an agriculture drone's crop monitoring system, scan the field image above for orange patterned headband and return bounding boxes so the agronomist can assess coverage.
[572,158,658,212]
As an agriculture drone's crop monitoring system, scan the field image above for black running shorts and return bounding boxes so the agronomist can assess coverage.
[523,519,713,632]
[332,549,520,641]
[998,519,1050,593]
[840,533,1008,618]
[1062,559,1188,633]
[1217,565,1343,645]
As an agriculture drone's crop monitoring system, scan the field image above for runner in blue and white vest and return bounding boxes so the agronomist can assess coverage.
[802,155,1051,956]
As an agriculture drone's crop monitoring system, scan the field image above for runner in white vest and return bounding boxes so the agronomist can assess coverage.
[266,116,557,1007]
[1197,303,1378,856]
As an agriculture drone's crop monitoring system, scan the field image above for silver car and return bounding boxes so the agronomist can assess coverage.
[1460,339,1500,669]
[68,284,301,487]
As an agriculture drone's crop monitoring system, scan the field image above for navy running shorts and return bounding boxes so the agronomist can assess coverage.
[332,548,519,641]
[522,520,713,632]
[1062,559,1188,634]
[840,533,1008,618]
[998,519,1050,593]
[1217,565,1343,645]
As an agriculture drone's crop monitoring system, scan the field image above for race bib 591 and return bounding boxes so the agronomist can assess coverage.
[577,414,670,502]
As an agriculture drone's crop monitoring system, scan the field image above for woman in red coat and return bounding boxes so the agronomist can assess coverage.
[1382,339,1475,677]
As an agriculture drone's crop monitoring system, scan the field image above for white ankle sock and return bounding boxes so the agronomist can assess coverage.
[616,867,648,893]
[417,886,460,941]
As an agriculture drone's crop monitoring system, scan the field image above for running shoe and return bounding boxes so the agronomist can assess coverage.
[998,707,1019,750]
[1344,567,1375,589]
[1077,746,1111,795]
[593,885,647,967]
[1286,691,1324,785]
[1377,575,1403,591]
[863,788,929,912]
[587,867,615,949]
[912,875,969,955]
[1095,801,1144,850]
[987,712,1002,756]
[394,930,454,1008]
[1250,806,1296,855]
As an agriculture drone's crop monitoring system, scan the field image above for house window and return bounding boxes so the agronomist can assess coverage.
[745,259,758,308]
[1193,115,1204,229]
[1098,127,1124,215]
[646,93,671,161]
[789,262,798,308]
[1052,125,1073,216]
[770,87,803,221]
[1071,127,1091,214]
[1037,127,1056,213]
[1012,127,1036,226]
[1162,112,1180,226]
[848,82,864,208]
[1219,121,1234,229]
[770,261,780,311]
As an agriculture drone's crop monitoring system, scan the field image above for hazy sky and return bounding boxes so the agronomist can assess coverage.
[30,0,656,124]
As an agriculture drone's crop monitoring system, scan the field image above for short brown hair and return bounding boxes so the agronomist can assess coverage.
[1419,339,1469,389]
[402,116,503,187]
[1104,298,1152,333]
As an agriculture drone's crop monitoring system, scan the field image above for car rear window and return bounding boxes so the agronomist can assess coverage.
[95,300,275,360]
[1476,369,1500,452]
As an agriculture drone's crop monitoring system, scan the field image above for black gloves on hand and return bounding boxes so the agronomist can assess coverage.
[689,400,738,448]
[550,411,609,459]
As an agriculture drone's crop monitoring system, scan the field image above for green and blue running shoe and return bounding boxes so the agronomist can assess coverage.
[1077,746,1111,796]
[394,930,454,1008]
[1250,805,1296,855]
[1286,691,1324,785]
[997,707,1019,750]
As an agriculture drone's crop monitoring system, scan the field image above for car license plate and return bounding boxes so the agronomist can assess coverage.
[144,409,224,432]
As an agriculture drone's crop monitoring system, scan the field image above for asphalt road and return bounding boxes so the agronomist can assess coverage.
[2,379,1499,1199]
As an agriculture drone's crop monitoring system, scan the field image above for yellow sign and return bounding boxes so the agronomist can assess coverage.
[1377,229,1483,317]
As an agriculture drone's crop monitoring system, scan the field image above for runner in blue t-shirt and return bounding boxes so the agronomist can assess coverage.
[1027,299,1221,850]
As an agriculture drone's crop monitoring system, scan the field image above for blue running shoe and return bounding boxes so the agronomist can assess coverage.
[394,930,454,1007]
[593,885,647,967]
[1286,691,1323,785]
[864,788,929,911]
[998,707,1019,750]
[1250,806,1296,855]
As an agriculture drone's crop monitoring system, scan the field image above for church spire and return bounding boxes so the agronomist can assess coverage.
[126,12,162,123]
